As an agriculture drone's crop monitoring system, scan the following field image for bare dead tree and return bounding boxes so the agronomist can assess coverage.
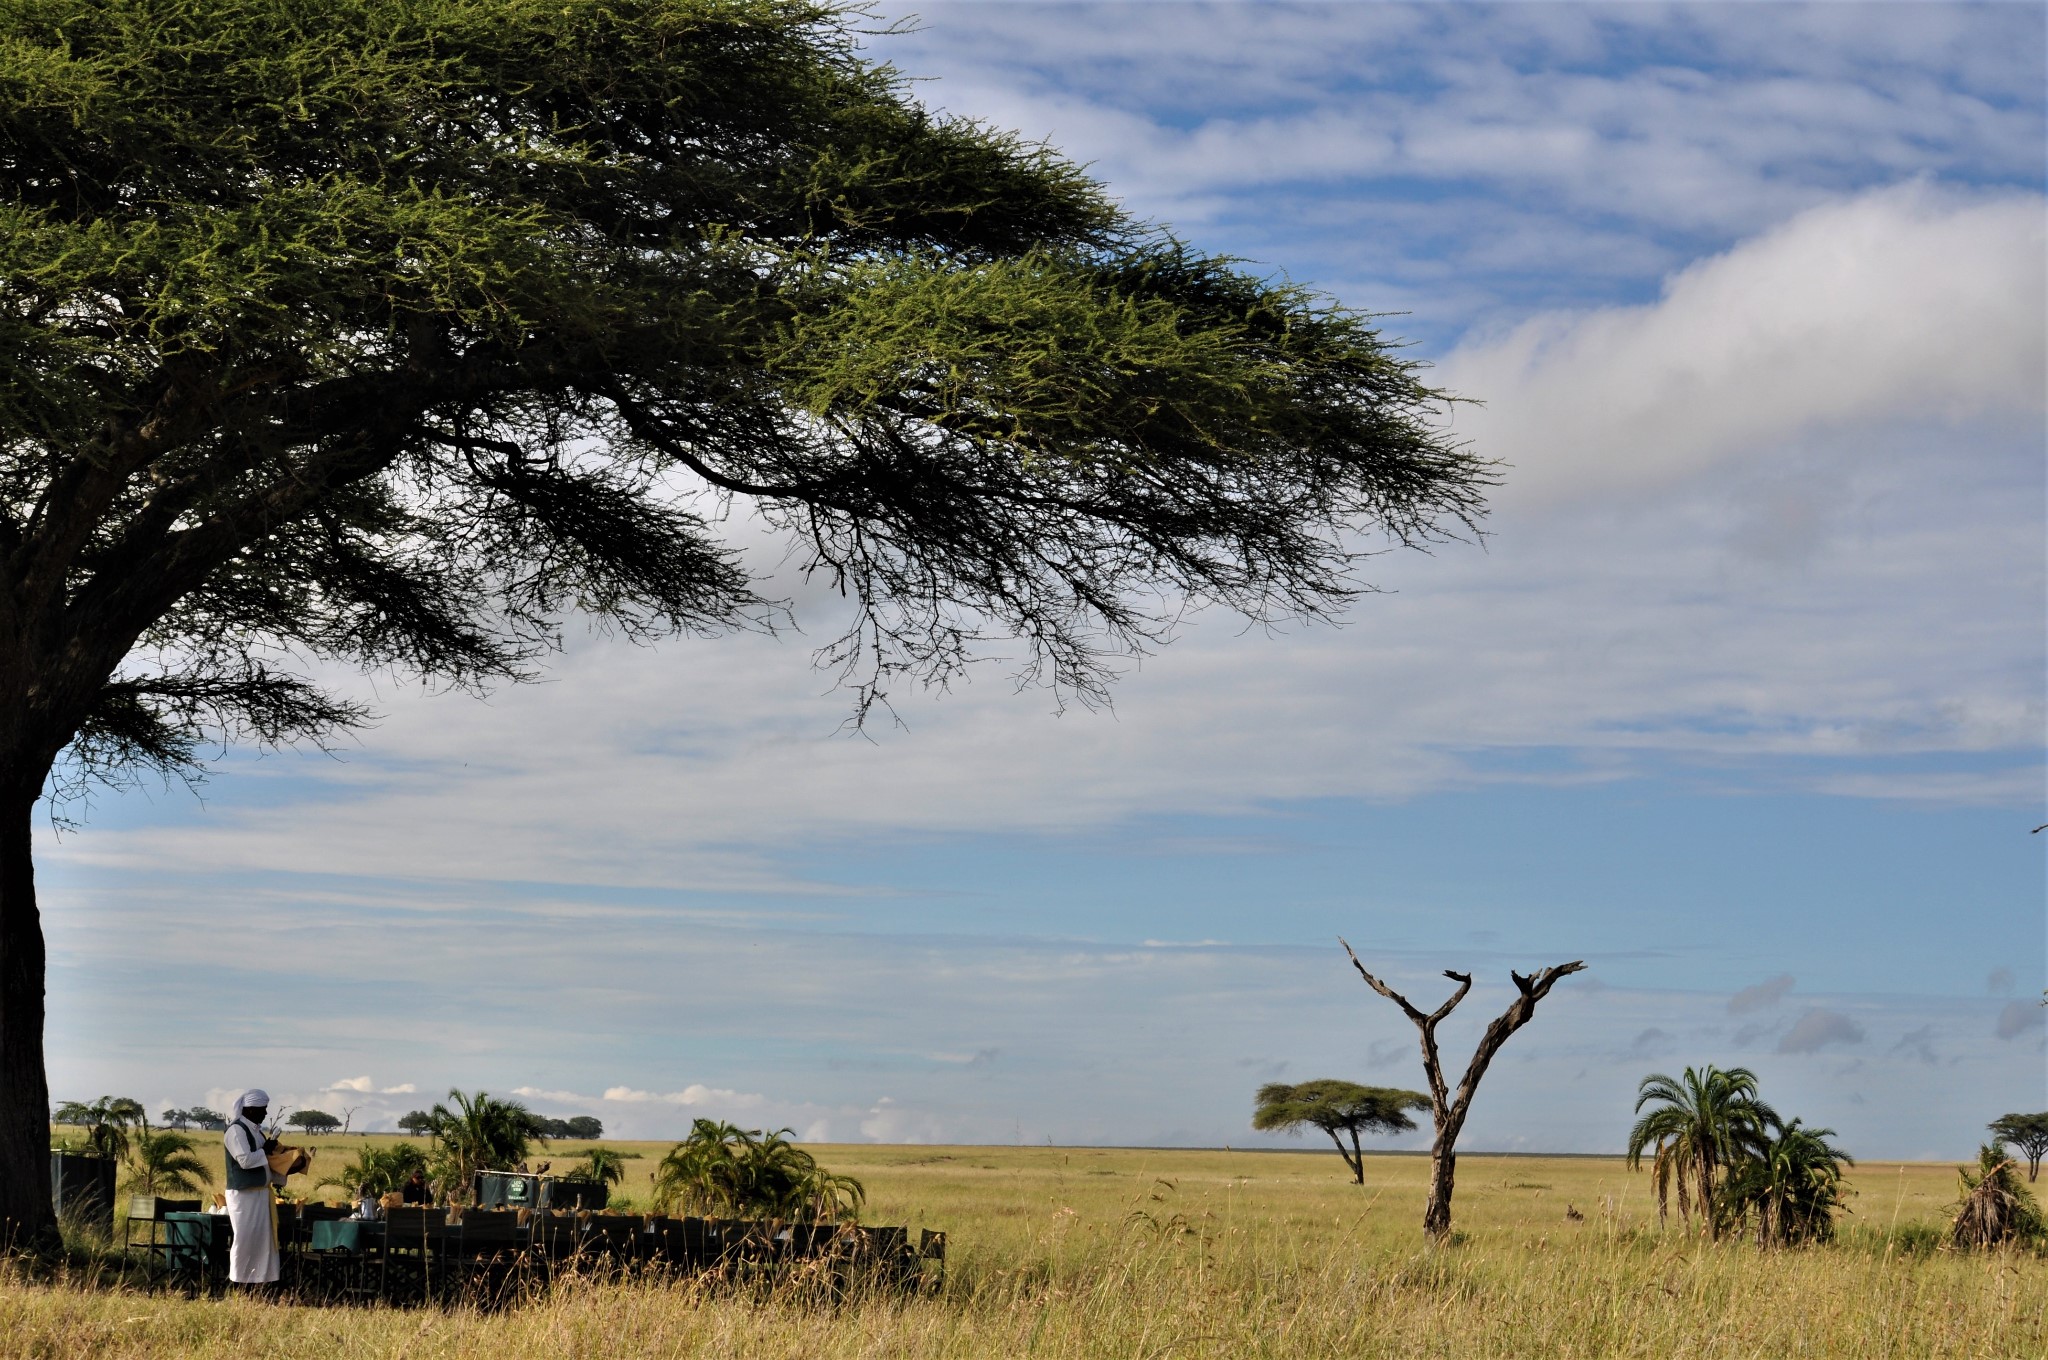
[1341,939,1585,1241]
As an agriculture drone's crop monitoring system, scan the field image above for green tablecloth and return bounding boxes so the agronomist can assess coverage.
[310,1218,383,1252]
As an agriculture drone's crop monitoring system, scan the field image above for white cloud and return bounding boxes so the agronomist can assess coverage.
[1441,184,2044,503]
[328,1076,374,1093]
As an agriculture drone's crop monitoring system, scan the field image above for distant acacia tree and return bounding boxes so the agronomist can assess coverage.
[396,1111,436,1137]
[1989,1113,2048,1182]
[0,0,1490,1249]
[1252,1080,1427,1185]
[1626,1066,1776,1240]
[1342,942,1584,1241]
[286,1110,342,1135]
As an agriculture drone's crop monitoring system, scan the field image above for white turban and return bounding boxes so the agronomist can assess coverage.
[230,1089,270,1122]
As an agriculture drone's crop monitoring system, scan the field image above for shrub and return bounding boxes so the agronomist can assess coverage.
[651,1121,863,1222]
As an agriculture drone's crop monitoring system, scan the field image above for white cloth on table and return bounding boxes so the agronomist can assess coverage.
[223,1113,285,1283]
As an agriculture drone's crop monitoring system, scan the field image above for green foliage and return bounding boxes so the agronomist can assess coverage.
[1627,1067,1775,1238]
[1988,1113,2048,1182]
[563,1147,629,1189]
[395,1111,436,1136]
[424,1090,546,1195]
[535,1115,605,1140]
[0,0,1488,806]
[652,1119,864,1221]
[51,1096,146,1161]
[1252,1080,1428,1185]
[286,1110,341,1133]
[316,1142,429,1199]
[121,1128,212,1197]
[1720,1118,1854,1246]
[1952,1143,2045,1250]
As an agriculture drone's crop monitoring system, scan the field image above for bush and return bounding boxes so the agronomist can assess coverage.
[651,1121,863,1221]
[1952,1144,2044,1250]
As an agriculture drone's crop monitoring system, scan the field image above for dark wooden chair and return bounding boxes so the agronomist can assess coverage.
[451,1209,532,1305]
[380,1207,451,1305]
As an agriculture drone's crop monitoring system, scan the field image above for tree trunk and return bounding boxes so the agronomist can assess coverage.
[1424,1144,1456,1240]
[0,785,57,1253]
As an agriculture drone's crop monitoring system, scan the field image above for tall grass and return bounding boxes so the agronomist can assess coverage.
[7,1146,2041,1358]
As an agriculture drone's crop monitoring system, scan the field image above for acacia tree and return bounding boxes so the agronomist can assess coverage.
[1988,1113,2048,1183]
[1341,941,1584,1241]
[1251,1079,1427,1185]
[0,0,1492,1246]
[286,1109,342,1135]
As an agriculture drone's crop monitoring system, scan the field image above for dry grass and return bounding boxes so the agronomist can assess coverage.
[13,1144,2044,1358]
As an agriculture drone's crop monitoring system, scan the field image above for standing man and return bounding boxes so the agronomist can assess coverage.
[222,1089,286,1286]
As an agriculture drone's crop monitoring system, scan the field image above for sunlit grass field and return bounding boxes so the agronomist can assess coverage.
[10,1140,2044,1357]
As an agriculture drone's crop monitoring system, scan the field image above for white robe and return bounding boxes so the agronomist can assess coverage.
[223,1119,284,1283]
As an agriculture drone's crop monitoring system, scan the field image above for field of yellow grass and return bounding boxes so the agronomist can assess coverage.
[10,1141,2044,1358]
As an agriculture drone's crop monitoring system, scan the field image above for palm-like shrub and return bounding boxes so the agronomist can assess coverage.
[425,1090,547,1196]
[316,1143,429,1199]
[53,1096,147,1161]
[121,1129,211,1197]
[564,1147,629,1190]
[652,1120,863,1222]
[1952,1144,2045,1249]
[1627,1066,1776,1238]
[1721,1118,1853,1246]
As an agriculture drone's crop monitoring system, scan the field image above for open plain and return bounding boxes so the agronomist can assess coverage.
[8,1142,2043,1358]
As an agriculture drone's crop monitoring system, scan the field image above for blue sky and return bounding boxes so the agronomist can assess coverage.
[41,2,2046,1158]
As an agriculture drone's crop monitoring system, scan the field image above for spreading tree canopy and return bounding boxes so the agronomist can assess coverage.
[0,0,1492,1245]
[1252,1079,1428,1185]
[1989,1113,2048,1183]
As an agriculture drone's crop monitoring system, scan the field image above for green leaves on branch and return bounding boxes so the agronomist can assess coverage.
[1,0,1491,799]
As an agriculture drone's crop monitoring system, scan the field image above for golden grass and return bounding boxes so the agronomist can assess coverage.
[16,1143,2045,1358]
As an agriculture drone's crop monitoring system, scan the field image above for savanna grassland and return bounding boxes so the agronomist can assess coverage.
[8,1141,2044,1358]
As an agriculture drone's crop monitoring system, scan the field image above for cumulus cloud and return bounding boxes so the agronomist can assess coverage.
[1440,184,2044,505]
[1994,1001,2044,1041]
[1779,1009,1867,1054]
[1729,974,1797,1015]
